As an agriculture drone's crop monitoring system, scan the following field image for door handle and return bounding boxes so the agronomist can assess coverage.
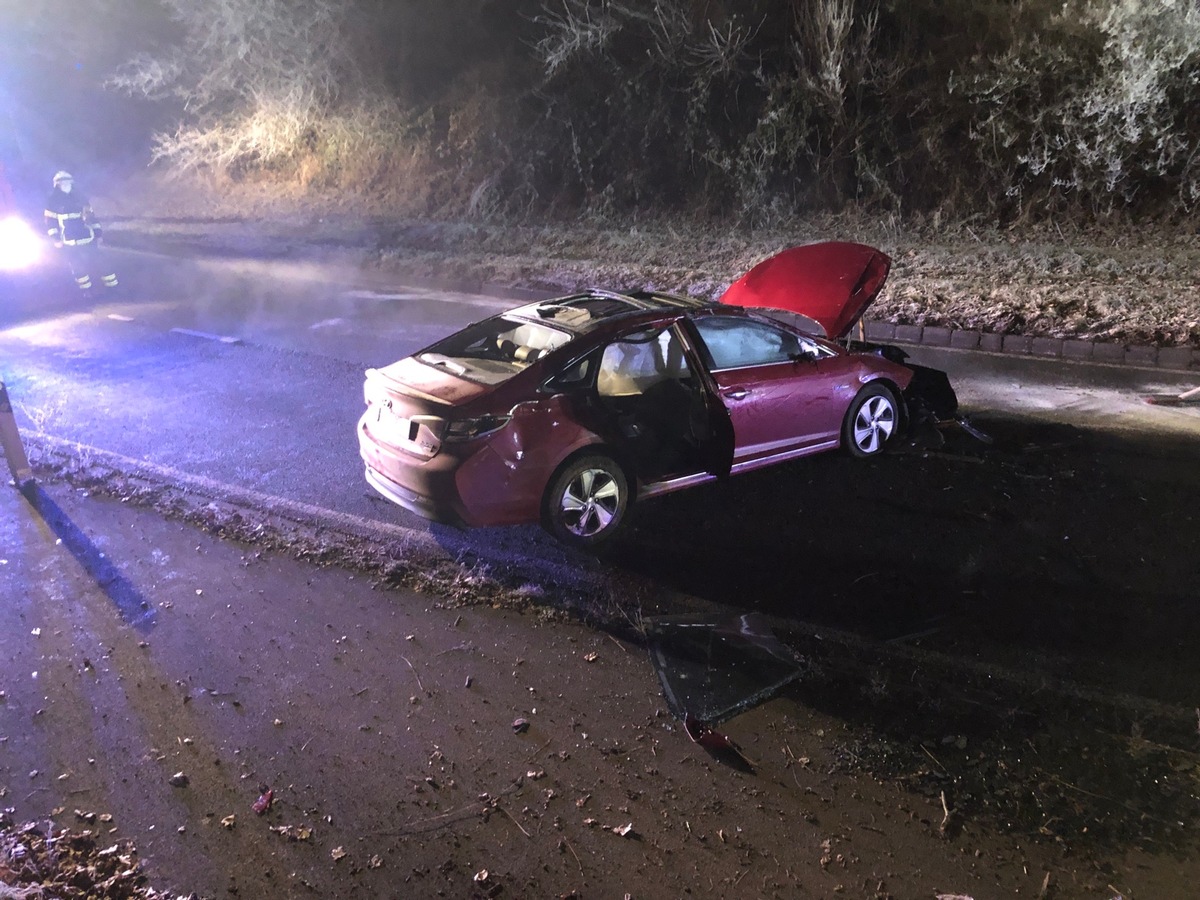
[722,388,749,401]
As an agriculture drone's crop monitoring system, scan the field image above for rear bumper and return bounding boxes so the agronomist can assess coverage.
[358,413,468,526]
[363,464,466,528]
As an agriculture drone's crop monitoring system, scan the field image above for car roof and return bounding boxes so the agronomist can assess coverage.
[505,290,714,335]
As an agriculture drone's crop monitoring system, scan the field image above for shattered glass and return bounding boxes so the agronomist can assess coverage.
[646,613,804,725]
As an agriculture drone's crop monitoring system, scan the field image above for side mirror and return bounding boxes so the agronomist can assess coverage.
[791,348,818,364]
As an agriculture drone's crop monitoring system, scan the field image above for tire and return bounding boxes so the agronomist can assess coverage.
[843,383,899,458]
[543,454,630,548]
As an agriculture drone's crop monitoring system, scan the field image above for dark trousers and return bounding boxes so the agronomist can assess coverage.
[61,241,118,290]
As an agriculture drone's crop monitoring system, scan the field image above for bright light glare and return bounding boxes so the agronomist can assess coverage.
[0,216,44,271]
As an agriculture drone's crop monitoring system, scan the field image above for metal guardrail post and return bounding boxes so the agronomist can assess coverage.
[0,381,34,486]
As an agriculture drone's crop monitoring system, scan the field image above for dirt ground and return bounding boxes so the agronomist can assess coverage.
[4,470,1196,900]
[4,184,1200,898]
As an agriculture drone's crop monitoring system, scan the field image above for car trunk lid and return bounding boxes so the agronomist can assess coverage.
[363,357,495,459]
[370,356,492,407]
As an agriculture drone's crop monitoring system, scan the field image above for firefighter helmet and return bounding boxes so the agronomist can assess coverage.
[52,170,73,187]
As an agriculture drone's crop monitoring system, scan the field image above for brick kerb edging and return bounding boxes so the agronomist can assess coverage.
[862,320,1199,372]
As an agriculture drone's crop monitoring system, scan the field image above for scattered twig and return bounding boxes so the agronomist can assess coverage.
[371,778,525,836]
[917,449,986,464]
[606,634,628,652]
[921,744,948,774]
[526,737,553,763]
[562,835,583,871]
[497,803,531,838]
[939,790,953,836]
[353,687,369,697]
[399,656,425,693]
[437,641,476,656]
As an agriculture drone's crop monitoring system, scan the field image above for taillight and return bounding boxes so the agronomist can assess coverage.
[442,414,511,442]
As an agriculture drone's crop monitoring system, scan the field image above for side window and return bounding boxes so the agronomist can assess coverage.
[546,353,594,389]
[597,328,691,397]
[693,318,800,369]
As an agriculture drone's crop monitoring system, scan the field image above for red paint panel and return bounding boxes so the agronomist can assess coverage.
[454,395,598,526]
[719,243,891,339]
[712,359,849,463]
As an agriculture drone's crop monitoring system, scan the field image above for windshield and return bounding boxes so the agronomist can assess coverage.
[418,315,574,386]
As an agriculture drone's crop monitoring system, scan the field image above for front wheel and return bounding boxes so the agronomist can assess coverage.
[843,384,900,458]
[543,454,630,548]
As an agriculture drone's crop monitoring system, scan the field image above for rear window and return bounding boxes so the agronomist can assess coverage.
[418,315,574,385]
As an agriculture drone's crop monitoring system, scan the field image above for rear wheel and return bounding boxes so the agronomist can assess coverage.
[543,454,630,548]
[843,384,899,458]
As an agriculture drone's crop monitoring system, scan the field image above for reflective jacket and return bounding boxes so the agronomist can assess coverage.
[44,187,102,245]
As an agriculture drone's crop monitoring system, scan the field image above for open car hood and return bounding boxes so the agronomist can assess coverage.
[718,242,891,340]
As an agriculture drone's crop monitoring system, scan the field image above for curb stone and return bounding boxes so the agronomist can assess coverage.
[860,318,1195,372]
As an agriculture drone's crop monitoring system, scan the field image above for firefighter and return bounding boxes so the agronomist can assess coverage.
[44,171,118,290]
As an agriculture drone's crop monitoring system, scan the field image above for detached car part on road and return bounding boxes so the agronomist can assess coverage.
[358,242,959,547]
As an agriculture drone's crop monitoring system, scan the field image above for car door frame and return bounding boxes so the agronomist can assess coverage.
[542,319,737,493]
[684,313,855,470]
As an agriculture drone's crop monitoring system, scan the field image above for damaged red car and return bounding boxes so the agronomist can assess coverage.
[358,242,956,546]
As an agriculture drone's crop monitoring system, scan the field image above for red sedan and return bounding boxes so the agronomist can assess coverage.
[358,242,949,546]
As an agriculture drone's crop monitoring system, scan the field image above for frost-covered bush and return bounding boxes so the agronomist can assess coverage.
[955,0,1200,215]
[92,0,1200,221]
[108,0,368,174]
[523,0,903,220]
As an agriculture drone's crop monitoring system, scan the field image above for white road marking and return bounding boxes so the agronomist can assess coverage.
[106,313,135,322]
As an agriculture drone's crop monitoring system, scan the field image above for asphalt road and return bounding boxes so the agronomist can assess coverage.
[4,243,1199,900]
[3,245,1195,500]
[0,249,513,520]
[3,246,1200,686]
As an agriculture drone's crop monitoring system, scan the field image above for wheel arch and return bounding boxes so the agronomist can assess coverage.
[858,376,909,431]
[842,378,906,458]
[539,442,638,525]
